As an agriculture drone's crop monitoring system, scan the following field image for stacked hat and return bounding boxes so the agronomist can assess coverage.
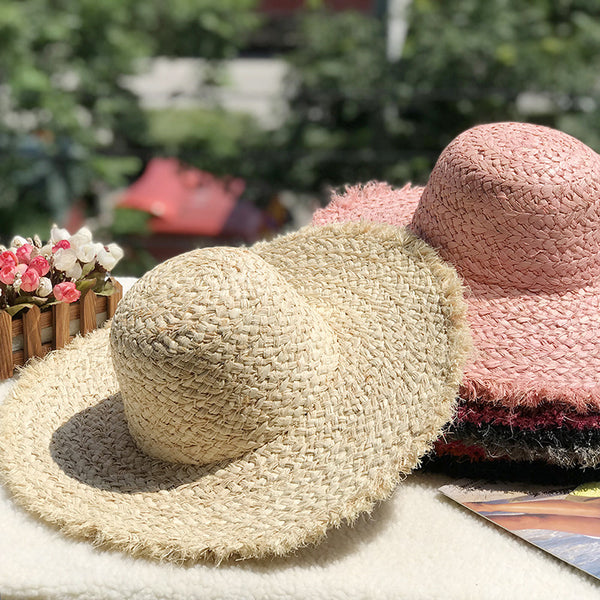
[314,121,600,474]
[0,222,470,562]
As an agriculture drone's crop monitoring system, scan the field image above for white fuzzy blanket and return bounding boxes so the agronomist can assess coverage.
[0,279,598,599]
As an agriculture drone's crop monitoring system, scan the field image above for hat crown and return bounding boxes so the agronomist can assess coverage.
[412,122,600,292]
[110,247,338,465]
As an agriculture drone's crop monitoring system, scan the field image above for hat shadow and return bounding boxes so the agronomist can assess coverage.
[50,395,229,493]
[50,395,398,566]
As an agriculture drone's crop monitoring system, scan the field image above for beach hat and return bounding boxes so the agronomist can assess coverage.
[314,121,600,472]
[0,222,470,562]
[314,121,600,412]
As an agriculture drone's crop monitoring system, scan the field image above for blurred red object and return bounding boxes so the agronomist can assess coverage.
[118,158,243,236]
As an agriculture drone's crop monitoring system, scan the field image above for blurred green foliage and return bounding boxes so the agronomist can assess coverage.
[271,1,600,191]
[109,207,156,277]
[111,207,151,237]
[0,0,259,242]
[142,107,263,177]
[4,0,600,248]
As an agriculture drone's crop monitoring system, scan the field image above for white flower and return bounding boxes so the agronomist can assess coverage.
[37,277,53,297]
[50,225,70,243]
[53,248,78,272]
[69,227,93,251]
[76,242,97,263]
[12,267,25,292]
[96,243,124,272]
[96,247,117,271]
[39,243,53,257]
[10,235,27,248]
[106,243,124,263]
[65,262,83,280]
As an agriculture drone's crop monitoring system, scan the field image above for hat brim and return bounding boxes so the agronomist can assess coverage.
[438,396,600,468]
[315,184,600,411]
[460,280,600,410]
[454,397,600,430]
[440,425,600,469]
[0,223,469,563]
[430,444,598,485]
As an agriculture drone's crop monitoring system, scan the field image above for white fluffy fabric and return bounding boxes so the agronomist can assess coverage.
[0,279,598,598]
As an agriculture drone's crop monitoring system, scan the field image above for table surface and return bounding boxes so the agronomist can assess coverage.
[0,278,598,600]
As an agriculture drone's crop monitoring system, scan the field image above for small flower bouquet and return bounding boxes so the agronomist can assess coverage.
[0,226,123,316]
[0,226,124,379]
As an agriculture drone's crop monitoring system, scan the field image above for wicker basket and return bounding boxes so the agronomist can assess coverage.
[0,279,122,380]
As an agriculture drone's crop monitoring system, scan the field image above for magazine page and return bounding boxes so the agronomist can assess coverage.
[440,480,600,580]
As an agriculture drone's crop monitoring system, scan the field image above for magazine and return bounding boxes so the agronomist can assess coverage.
[440,479,600,580]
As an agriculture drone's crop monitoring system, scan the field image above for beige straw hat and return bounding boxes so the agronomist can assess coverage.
[0,222,470,563]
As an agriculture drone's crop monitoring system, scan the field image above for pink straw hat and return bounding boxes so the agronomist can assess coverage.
[314,121,600,412]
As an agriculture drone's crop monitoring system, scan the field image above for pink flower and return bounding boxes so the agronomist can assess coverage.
[15,263,27,276]
[52,240,71,253]
[29,255,50,276]
[53,281,81,304]
[0,251,17,269]
[16,243,33,265]
[0,266,16,285]
[20,268,40,293]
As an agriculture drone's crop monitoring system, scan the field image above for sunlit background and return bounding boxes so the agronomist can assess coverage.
[2,0,600,275]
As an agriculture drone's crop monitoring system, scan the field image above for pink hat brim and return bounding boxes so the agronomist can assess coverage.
[455,398,600,431]
[314,182,600,412]
[312,182,423,229]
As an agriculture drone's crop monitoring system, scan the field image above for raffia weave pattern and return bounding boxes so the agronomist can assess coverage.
[0,222,470,563]
[314,122,600,411]
[437,429,600,470]
[455,399,600,431]
[435,398,600,469]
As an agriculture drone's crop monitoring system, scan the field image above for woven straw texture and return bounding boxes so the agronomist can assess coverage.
[455,399,600,430]
[438,428,600,470]
[436,397,600,469]
[0,222,470,563]
[314,122,600,411]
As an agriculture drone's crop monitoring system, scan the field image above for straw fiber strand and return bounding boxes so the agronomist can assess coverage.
[313,122,600,411]
[0,222,470,563]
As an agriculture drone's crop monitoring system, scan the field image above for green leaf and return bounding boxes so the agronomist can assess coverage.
[13,295,37,304]
[92,276,107,292]
[75,278,97,293]
[5,303,34,317]
[81,262,96,277]
[95,280,116,296]
[30,296,49,306]
[111,207,151,236]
